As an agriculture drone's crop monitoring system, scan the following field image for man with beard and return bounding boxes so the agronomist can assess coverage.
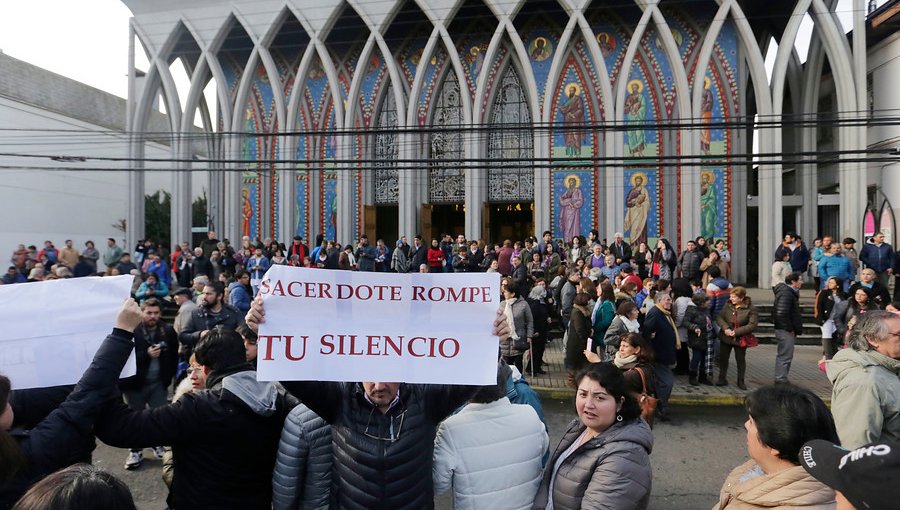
[118,298,179,469]
[178,281,244,353]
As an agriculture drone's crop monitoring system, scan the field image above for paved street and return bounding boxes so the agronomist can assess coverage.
[93,401,748,510]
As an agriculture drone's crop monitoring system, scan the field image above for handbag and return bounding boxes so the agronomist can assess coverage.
[633,367,657,428]
[733,315,758,348]
[514,336,530,351]
[738,334,759,348]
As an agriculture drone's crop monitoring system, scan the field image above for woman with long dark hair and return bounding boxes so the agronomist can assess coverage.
[651,238,677,281]
[814,277,846,360]
[831,287,879,347]
[591,281,616,359]
[533,363,652,510]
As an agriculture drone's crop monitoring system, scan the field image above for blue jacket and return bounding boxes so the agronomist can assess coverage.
[355,244,377,272]
[642,306,678,365]
[819,254,853,284]
[136,280,169,303]
[147,260,170,285]
[228,281,252,313]
[790,243,810,272]
[247,256,270,280]
[859,242,895,273]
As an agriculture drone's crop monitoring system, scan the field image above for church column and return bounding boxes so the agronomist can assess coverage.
[126,25,145,251]
[840,0,868,242]
[533,128,551,237]
[171,132,193,246]
[277,162,296,243]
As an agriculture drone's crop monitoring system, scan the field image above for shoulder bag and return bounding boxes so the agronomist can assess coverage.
[734,314,759,348]
[634,366,657,428]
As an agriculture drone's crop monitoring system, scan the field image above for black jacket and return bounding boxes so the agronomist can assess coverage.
[191,255,214,279]
[678,250,703,279]
[848,281,891,309]
[772,283,803,334]
[0,329,133,510]
[119,322,178,391]
[408,245,428,271]
[97,367,296,510]
[280,381,475,510]
[814,289,844,325]
[177,303,244,350]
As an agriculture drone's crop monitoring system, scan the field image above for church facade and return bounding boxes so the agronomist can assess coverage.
[122,0,880,286]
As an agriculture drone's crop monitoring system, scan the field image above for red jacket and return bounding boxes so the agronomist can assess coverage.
[427,248,445,268]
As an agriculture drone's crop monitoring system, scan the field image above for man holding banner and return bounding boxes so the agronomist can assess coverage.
[245,266,508,510]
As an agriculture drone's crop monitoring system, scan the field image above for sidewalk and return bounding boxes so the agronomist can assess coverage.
[528,288,832,405]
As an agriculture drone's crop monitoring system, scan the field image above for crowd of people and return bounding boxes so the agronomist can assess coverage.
[1,227,899,510]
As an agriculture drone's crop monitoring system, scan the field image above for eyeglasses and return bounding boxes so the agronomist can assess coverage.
[364,405,406,443]
[187,365,203,375]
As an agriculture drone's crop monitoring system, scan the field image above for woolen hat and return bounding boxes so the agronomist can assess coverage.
[799,439,900,510]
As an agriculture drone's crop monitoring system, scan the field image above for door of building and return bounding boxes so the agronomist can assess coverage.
[487,202,534,244]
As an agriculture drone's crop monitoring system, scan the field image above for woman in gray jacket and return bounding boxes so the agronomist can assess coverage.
[499,280,535,373]
[533,363,653,510]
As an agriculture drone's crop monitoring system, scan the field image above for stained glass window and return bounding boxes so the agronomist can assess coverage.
[488,64,534,202]
[429,68,466,203]
[374,83,399,205]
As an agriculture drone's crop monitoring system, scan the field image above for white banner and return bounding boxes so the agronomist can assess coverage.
[257,266,501,385]
[0,275,136,389]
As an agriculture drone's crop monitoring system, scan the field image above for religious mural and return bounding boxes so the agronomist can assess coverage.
[623,169,660,246]
[323,172,337,242]
[549,37,602,241]
[695,20,739,246]
[207,3,740,247]
[552,170,594,243]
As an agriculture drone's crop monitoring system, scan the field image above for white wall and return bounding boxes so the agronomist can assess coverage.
[0,96,204,256]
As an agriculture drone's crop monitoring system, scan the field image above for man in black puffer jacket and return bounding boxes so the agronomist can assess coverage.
[246,301,509,510]
[772,272,804,384]
[278,381,476,510]
[96,328,296,510]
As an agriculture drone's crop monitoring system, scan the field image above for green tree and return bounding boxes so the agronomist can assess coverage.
[145,190,171,250]
[192,191,208,229]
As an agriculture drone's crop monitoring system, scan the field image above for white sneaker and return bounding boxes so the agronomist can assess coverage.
[124,450,143,470]
[153,446,166,460]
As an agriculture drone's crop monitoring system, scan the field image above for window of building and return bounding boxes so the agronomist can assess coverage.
[488,64,534,202]
[429,68,466,203]
[374,82,399,205]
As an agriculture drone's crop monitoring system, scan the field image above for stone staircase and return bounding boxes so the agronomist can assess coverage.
[753,299,821,346]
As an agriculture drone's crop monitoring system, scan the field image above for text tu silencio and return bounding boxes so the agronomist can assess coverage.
[258,278,495,303]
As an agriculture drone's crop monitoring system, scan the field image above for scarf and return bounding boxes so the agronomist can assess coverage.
[656,304,682,350]
[621,316,641,333]
[504,298,519,341]
[613,353,638,368]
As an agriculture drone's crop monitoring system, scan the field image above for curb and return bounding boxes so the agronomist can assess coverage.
[532,386,830,407]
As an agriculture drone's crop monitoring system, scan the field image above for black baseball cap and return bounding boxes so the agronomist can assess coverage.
[173,288,193,298]
[800,439,900,510]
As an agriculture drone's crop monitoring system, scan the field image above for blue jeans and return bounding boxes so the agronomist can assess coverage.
[689,348,706,373]
[653,363,675,416]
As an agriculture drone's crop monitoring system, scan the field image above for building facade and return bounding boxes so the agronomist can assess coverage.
[0,52,188,255]
[122,0,882,286]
